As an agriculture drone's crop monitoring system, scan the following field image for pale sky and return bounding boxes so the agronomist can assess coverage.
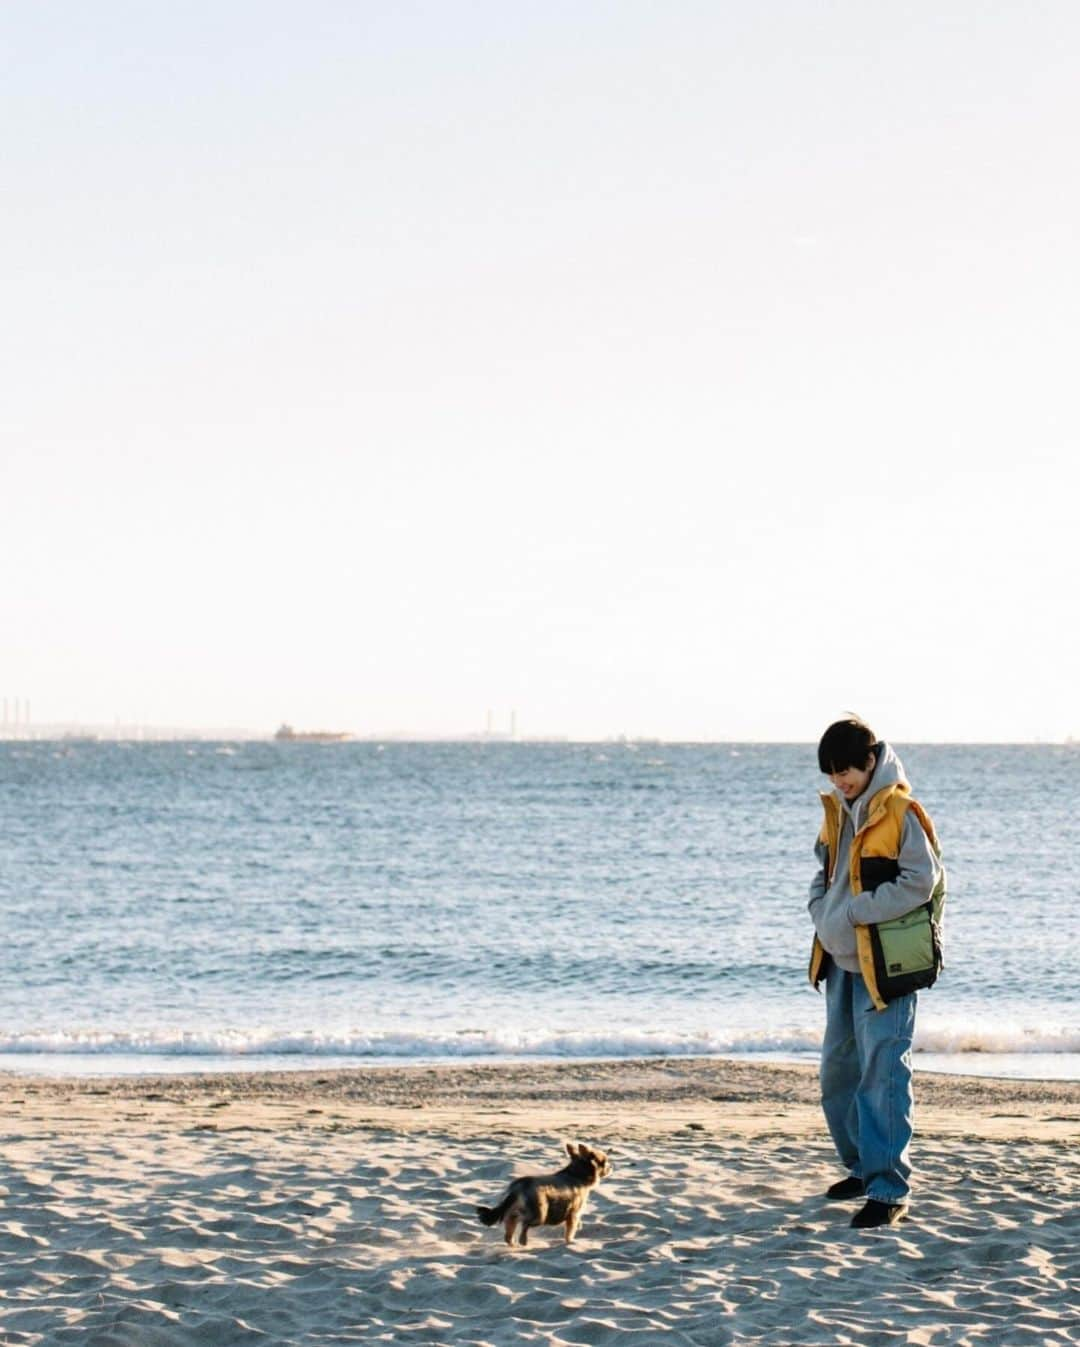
[4,2,1078,741]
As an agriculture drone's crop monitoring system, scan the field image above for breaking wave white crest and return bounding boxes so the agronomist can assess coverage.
[0,1021,1076,1060]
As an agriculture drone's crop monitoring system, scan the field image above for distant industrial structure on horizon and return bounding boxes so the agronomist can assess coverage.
[2,697,31,730]
[4,697,1072,747]
[474,707,521,742]
[0,722,266,743]
[0,696,263,742]
[0,698,550,743]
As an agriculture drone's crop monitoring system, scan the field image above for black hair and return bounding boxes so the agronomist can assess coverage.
[817,716,879,775]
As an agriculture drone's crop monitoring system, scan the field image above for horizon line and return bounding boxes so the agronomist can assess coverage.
[0,727,1075,749]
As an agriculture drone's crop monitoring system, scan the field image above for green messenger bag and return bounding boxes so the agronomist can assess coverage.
[869,865,947,1003]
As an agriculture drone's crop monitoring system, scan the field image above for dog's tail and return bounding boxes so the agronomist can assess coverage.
[476,1193,513,1227]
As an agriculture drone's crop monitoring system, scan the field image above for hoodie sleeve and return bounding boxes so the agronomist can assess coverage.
[847,811,940,926]
[808,837,828,913]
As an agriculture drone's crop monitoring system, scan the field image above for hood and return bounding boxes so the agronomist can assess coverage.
[836,740,909,830]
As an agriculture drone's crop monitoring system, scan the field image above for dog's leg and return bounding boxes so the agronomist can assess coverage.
[565,1212,581,1244]
[518,1221,531,1247]
[503,1215,518,1246]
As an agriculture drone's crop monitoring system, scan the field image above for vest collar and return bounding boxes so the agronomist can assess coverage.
[821,780,910,836]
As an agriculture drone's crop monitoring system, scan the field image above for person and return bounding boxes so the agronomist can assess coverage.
[808,716,945,1229]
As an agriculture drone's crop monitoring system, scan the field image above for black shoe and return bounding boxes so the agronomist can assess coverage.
[826,1176,865,1200]
[850,1199,908,1229]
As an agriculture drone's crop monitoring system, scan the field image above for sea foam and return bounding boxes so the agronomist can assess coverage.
[0,1021,1076,1060]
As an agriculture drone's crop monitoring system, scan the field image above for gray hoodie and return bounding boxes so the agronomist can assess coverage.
[808,742,941,974]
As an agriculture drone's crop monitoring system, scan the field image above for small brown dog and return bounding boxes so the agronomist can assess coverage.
[476,1142,612,1247]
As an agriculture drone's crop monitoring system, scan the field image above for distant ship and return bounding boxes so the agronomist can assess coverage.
[274,723,351,743]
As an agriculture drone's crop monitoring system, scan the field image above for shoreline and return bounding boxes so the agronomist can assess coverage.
[3,1045,1078,1084]
[3,1055,1078,1136]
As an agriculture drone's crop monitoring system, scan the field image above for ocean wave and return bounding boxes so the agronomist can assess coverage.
[0,1027,817,1058]
[914,1023,1080,1055]
[0,1022,1076,1059]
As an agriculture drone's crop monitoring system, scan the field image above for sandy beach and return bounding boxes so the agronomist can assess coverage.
[1,1058,1077,1346]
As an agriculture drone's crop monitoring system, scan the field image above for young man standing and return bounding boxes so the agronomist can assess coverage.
[808,717,945,1229]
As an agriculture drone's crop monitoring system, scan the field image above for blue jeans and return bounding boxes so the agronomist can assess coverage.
[821,964,917,1204]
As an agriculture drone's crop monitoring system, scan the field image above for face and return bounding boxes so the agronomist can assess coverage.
[590,1148,612,1179]
[828,756,875,800]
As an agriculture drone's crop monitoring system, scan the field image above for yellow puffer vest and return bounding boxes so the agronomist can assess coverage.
[808,782,944,1010]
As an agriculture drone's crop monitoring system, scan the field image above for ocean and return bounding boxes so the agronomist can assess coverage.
[1,740,1076,1080]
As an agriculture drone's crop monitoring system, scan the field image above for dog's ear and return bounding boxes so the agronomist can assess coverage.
[565,1142,576,1158]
